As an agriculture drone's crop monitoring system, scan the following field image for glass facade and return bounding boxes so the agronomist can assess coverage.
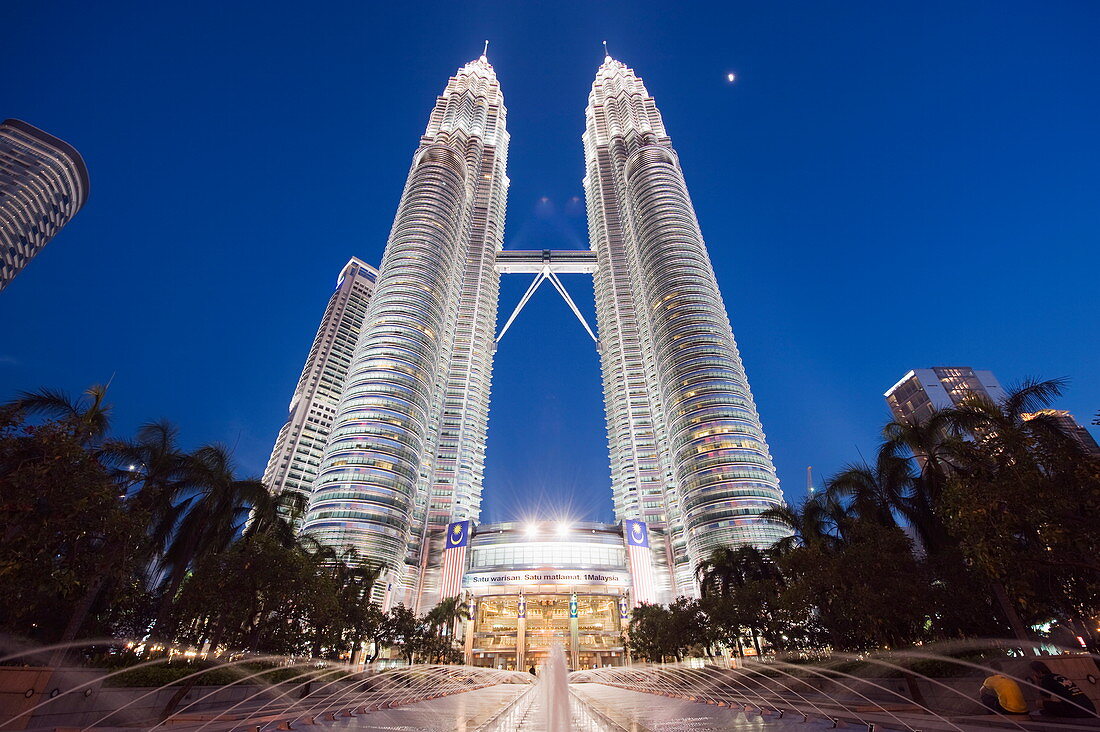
[0,119,89,290]
[885,367,1009,425]
[300,56,508,608]
[584,56,789,592]
[463,522,646,671]
[294,53,789,609]
[262,258,378,532]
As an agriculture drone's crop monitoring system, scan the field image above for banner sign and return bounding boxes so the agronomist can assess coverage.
[464,570,630,587]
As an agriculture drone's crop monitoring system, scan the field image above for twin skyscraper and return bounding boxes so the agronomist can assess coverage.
[264,50,788,610]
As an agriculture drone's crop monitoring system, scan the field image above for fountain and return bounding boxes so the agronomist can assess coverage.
[3,637,1098,730]
[540,643,570,732]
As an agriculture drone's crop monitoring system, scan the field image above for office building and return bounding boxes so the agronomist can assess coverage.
[262,257,378,530]
[885,367,1008,423]
[1,119,89,291]
[583,54,787,592]
[1020,409,1100,456]
[300,51,786,608]
[301,52,508,607]
[459,520,672,670]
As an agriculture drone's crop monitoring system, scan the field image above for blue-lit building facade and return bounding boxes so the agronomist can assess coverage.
[286,51,789,613]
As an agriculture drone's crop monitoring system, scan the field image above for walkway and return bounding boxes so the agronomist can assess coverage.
[292,683,528,731]
[574,682,807,731]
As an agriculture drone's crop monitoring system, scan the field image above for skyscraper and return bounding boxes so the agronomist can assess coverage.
[584,55,787,592]
[299,51,785,607]
[262,257,378,530]
[885,367,1008,423]
[301,52,508,608]
[1,119,89,291]
[887,367,1100,455]
[1020,410,1100,456]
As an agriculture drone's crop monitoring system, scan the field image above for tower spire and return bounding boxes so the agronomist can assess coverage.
[602,40,610,60]
[482,39,489,60]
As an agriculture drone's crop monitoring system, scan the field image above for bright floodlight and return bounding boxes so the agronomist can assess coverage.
[727,73,736,83]
[526,523,539,537]
[556,522,570,536]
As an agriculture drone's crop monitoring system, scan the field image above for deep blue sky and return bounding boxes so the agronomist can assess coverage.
[3,1,1098,523]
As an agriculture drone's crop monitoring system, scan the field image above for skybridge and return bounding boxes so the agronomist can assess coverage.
[494,249,599,348]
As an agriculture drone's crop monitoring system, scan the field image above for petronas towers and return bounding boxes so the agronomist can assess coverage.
[293,50,787,608]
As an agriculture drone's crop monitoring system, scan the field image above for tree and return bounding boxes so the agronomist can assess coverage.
[6,384,113,447]
[419,597,470,663]
[152,443,268,637]
[105,420,191,562]
[941,379,1100,648]
[0,412,142,646]
[695,545,787,655]
[782,520,931,650]
[625,603,676,662]
[386,605,421,664]
[825,452,909,532]
[760,496,836,555]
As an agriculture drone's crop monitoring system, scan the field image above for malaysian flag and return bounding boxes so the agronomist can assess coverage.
[439,520,471,599]
[624,519,657,605]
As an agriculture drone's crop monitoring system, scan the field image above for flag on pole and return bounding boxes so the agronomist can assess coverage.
[440,520,471,599]
[624,519,656,605]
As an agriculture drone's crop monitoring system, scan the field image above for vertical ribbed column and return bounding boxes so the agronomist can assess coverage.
[406,57,509,609]
[303,56,508,607]
[625,145,786,559]
[584,56,788,594]
[302,145,468,570]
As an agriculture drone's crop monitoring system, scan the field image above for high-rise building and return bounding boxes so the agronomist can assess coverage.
[1020,410,1100,456]
[262,257,378,530]
[1,119,89,291]
[584,55,787,592]
[300,51,785,609]
[887,367,1100,455]
[301,53,508,607]
[885,367,1008,423]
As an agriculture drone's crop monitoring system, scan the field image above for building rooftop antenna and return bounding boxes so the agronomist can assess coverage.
[482,40,489,59]
[603,40,610,59]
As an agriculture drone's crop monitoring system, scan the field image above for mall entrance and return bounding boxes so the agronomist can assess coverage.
[467,591,626,671]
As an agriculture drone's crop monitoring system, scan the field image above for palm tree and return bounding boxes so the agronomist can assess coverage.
[878,409,964,555]
[104,420,191,557]
[694,545,782,656]
[242,490,306,548]
[151,443,268,636]
[426,596,470,634]
[695,545,783,597]
[5,384,112,446]
[760,495,836,554]
[825,451,910,531]
[3,384,120,652]
[423,596,470,662]
[947,376,1085,472]
[939,377,1090,643]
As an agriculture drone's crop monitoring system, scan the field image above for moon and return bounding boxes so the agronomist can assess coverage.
[727,72,736,83]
